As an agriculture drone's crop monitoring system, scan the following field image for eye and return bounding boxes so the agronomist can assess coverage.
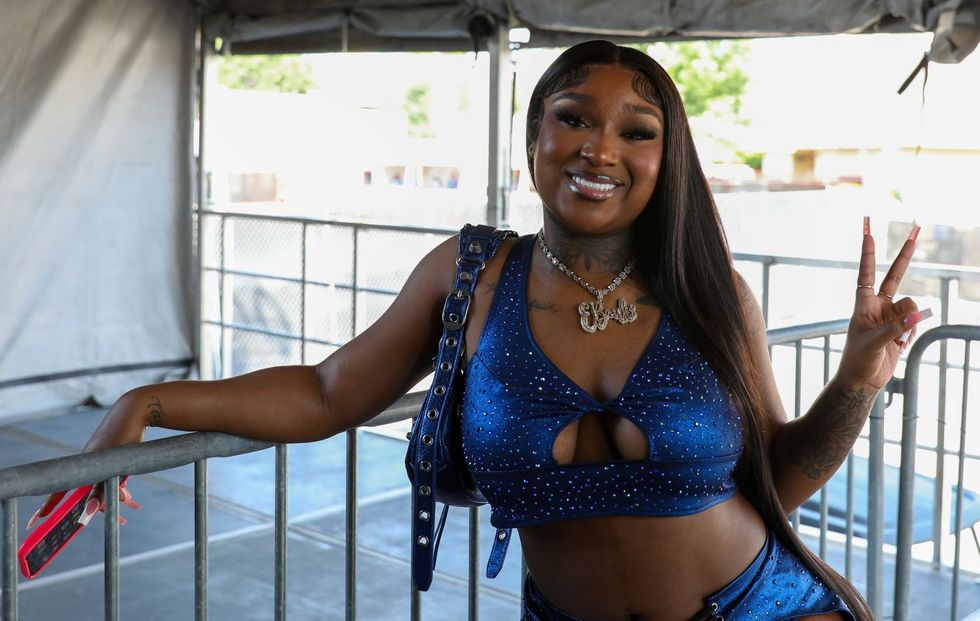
[554,109,587,128]
[623,127,658,141]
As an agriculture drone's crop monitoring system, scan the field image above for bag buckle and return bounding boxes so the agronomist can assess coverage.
[442,289,471,330]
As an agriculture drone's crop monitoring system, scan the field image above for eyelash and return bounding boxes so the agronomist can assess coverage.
[553,110,657,141]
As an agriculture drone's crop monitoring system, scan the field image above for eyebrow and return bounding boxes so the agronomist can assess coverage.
[552,93,663,123]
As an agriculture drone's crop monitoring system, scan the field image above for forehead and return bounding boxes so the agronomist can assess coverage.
[548,64,661,108]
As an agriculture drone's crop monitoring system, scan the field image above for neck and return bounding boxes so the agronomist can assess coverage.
[540,213,634,276]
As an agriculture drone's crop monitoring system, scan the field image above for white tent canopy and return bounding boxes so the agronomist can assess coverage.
[1,0,977,418]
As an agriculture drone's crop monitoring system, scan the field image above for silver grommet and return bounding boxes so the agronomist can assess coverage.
[710,603,719,613]
[426,408,438,419]
[419,485,431,496]
[440,361,451,371]
[418,536,429,546]
[421,434,433,445]
[497,530,507,540]
[445,337,457,347]
[433,385,445,396]
[420,460,431,472]
[460,271,473,282]
[448,312,460,323]
[419,510,430,521]
[468,241,483,254]
[405,431,412,440]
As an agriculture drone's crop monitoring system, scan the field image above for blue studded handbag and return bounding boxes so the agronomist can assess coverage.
[404,224,516,591]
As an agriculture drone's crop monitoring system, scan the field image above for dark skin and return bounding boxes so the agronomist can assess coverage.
[35,65,924,620]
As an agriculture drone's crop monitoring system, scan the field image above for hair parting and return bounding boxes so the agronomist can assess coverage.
[526,40,873,621]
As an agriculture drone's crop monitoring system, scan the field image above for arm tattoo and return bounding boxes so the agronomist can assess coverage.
[146,395,165,427]
[529,299,558,313]
[789,385,873,480]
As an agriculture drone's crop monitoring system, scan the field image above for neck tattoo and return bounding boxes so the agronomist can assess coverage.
[535,230,638,333]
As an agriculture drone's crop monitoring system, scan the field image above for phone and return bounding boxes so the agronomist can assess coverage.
[18,476,129,579]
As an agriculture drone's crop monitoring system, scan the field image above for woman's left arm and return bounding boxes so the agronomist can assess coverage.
[741,220,927,513]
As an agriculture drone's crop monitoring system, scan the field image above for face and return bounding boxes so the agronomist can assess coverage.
[532,64,664,236]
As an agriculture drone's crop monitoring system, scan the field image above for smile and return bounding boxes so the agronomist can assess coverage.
[567,173,622,200]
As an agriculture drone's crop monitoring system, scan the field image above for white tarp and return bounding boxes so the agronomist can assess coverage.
[0,0,195,418]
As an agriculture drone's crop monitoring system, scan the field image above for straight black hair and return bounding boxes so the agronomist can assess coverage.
[526,40,872,621]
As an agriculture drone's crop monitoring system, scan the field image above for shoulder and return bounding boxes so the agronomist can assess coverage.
[733,270,765,335]
[414,230,522,299]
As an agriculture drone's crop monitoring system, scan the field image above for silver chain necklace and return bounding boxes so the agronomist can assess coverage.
[535,230,639,333]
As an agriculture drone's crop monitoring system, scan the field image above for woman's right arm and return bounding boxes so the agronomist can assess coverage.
[32,235,460,521]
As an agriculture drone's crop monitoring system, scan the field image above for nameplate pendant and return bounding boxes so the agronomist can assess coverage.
[577,297,638,333]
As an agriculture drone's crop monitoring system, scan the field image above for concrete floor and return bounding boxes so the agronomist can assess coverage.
[2,406,979,620]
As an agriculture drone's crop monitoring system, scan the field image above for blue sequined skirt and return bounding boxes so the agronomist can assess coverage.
[521,532,855,620]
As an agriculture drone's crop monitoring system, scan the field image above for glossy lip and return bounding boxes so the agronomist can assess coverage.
[565,170,625,201]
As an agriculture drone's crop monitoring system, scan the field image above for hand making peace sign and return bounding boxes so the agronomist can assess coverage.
[836,217,931,394]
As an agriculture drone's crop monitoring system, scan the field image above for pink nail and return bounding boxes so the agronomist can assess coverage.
[26,509,42,530]
[903,307,933,328]
[908,223,921,242]
[77,498,100,527]
[863,216,870,236]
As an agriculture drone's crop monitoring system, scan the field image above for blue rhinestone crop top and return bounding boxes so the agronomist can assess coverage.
[460,234,743,530]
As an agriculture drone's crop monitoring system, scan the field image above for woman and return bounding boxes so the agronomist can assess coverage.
[35,41,923,620]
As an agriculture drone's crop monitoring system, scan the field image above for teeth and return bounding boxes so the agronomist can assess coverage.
[572,176,616,192]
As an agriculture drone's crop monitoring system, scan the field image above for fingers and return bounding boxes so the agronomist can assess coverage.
[878,223,920,299]
[869,305,932,349]
[856,216,876,299]
[27,490,67,529]
[120,486,142,510]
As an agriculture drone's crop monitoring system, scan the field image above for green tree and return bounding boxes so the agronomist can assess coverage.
[403,84,435,138]
[217,54,316,94]
[642,40,750,118]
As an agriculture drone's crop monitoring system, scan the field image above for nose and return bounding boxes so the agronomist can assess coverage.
[580,129,618,166]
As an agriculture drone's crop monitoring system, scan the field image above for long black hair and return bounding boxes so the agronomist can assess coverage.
[526,40,872,621]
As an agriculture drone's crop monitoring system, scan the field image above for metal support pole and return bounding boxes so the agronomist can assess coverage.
[790,341,803,531]
[950,342,971,621]
[2,498,16,621]
[485,25,512,227]
[346,430,358,621]
[468,507,480,621]
[819,335,832,559]
[866,395,885,617]
[352,227,359,337]
[932,277,951,565]
[300,223,307,364]
[411,586,421,621]
[105,476,121,621]
[194,459,209,621]
[845,453,854,580]
[274,444,287,621]
[193,11,209,376]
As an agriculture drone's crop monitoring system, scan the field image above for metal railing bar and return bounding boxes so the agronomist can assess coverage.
[194,459,208,621]
[300,223,308,365]
[934,278,951,566]
[792,340,803,532]
[411,585,421,621]
[950,340,971,621]
[846,453,854,581]
[894,325,980,621]
[0,359,193,390]
[732,253,980,281]
[202,267,400,299]
[274,444,287,621]
[346,429,358,621]
[469,507,479,621]
[819,335,831,560]
[200,320,344,348]
[2,498,16,621]
[866,396,885,616]
[198,210,457,237]
[105,476,120,621]
[767,319,850,345]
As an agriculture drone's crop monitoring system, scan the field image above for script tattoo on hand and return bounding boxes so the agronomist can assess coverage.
[789,385,873,480]
[146,395,165,427]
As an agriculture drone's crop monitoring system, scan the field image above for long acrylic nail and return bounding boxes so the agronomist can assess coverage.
[908,222,921,242]
[77,498,100,527]
[903,307,933,328]
[26,509,42,530]
[864,216,871,236]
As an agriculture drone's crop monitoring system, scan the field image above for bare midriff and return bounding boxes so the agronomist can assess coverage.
[518,492,768,621]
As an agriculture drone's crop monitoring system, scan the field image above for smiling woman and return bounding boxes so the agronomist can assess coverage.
[40,39,927,621]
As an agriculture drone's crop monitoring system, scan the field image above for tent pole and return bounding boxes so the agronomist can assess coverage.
[193,11,210,378]
[486,25,512,228]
